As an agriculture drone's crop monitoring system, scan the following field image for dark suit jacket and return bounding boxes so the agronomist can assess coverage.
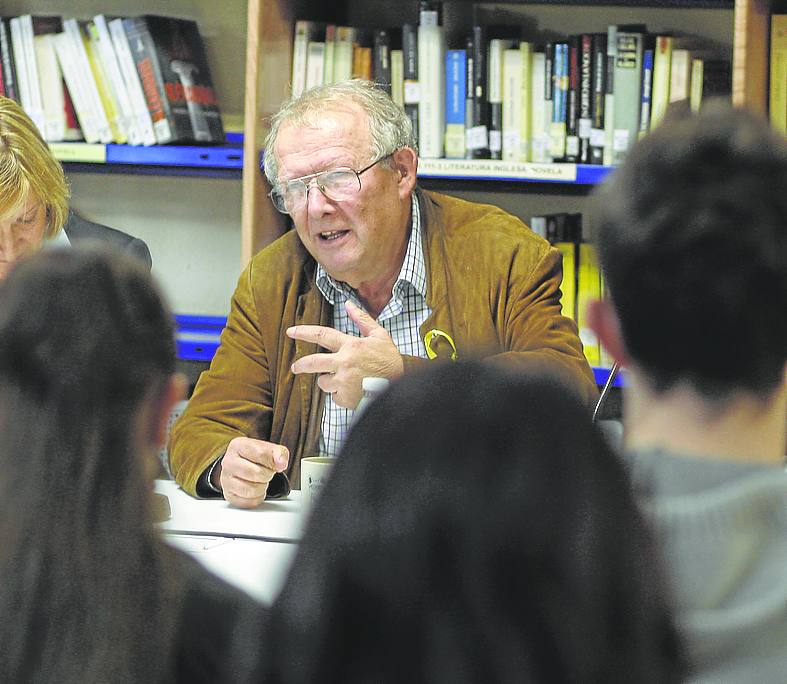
[63,211,152,270]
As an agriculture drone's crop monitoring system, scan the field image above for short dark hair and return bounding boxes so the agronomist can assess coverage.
[262,362,684,683]
[593,101,787,398]
[0,247,180,681]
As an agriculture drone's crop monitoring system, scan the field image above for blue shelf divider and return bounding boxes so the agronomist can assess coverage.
[105,142,243,168]
[175,314,622,387]
[175,314,226,361]
[593,366,625,388]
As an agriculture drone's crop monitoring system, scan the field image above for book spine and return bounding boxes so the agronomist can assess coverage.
[93,15,139,144]
[603,25,616,166]
[465,25,488,159]
[669,49,692,104]
[518,41,532,162]
[53,31,97,143]
[85,22,127,143]
[373,28,392,95]
[13,16,45,136]
[578,241,602,365]
[690,58,703,112]
[639,46,654,138]
[391,49,404,106]
[108,17,156,145]
[150,16,223,142]
[444,49,466,158]
[770,15,787,134]
[332,26,356,82]
[502,47,522,161]
[291,20,314,98]
[64,19,113,144]
[550,41,568,162]
[542,44,555,163]
[123,17,173,144]
[589,33,606,165]
[417,9,445,159]
[565,36,580,162]
[578,33,593,163]
[487,38,509,160]
[0,19,19,102]
[9,19,32,130]
[352,45,372,81]
[402,23,419,146]
[650,35,672,129]
[305,40,325,91]
[34,34,66,141]
[322,24,335,84]
[21,17,45,134]
[612,30,643,165]
[530,51,548,163]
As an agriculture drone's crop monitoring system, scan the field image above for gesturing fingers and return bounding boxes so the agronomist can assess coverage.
[345,300,381,337]
[291,351,338,375]
[286,324,348,351]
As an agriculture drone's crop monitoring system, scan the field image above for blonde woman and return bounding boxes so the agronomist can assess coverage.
[0,95,150,280]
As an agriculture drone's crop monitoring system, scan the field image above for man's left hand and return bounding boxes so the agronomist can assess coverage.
[287,300,404,409]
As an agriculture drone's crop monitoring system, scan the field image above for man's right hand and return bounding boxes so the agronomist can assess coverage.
[212,437,289,509]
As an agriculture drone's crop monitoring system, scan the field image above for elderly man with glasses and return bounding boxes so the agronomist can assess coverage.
[170,80,597,507]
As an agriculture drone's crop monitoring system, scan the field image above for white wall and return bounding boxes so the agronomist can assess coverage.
[68,171,242,316]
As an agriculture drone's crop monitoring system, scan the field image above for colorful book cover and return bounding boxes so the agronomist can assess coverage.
[638,45,654,138]
[124,15,224,144]
[444,48,466,159]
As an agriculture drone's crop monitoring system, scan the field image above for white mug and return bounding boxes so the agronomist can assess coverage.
[300,456,336,510]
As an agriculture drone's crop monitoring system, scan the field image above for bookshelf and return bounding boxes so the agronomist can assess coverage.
[3,0,250,316]
[243,0,773,256]
[1,1,776,315]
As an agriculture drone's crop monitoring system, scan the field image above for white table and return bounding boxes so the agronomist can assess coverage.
[155,480,304,604]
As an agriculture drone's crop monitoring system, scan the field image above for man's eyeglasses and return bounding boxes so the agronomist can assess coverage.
[268,153,394,214]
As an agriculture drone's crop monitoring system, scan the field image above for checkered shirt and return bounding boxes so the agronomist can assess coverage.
[315,199,431,457]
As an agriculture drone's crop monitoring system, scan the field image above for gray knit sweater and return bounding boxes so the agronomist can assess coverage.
[626,449,787,683]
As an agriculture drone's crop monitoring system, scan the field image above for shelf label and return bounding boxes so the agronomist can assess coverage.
[49,143,107,163]
[418,158,578,182]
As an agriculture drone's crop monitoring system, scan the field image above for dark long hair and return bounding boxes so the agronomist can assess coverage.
[0,247,180,682]
[264,362,685,683]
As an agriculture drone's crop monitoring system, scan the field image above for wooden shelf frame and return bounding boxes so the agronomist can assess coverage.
[238,0,775,265]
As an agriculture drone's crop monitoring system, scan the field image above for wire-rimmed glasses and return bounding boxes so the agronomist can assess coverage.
[268,153,394,214]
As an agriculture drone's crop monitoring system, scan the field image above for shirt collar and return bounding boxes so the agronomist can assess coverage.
[44,228,71,249]
[315,198,426,306]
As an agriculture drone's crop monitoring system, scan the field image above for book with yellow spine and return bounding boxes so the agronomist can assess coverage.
[577,242,602,366]
[84,21,126,143]
[770,15,787,134]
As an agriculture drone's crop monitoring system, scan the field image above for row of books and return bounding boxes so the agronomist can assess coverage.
[0,14,224,146]
[291,8,730,164]
[530,212,609,367]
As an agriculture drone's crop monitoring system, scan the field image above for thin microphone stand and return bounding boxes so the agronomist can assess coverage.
[592,361,621,423]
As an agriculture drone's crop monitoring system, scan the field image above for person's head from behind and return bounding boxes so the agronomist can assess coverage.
[0,247,185,682]
[263,80,418,292]
[589,101,787,406]
[0,95,69,281]
[265,362,684,683]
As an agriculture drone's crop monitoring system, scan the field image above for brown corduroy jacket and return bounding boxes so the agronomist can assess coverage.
[169,190,597,495]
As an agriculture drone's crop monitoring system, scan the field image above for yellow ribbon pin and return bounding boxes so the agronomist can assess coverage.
[424,329,457,361]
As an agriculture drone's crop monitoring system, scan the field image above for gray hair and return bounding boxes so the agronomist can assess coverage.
[263,79,417,185]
